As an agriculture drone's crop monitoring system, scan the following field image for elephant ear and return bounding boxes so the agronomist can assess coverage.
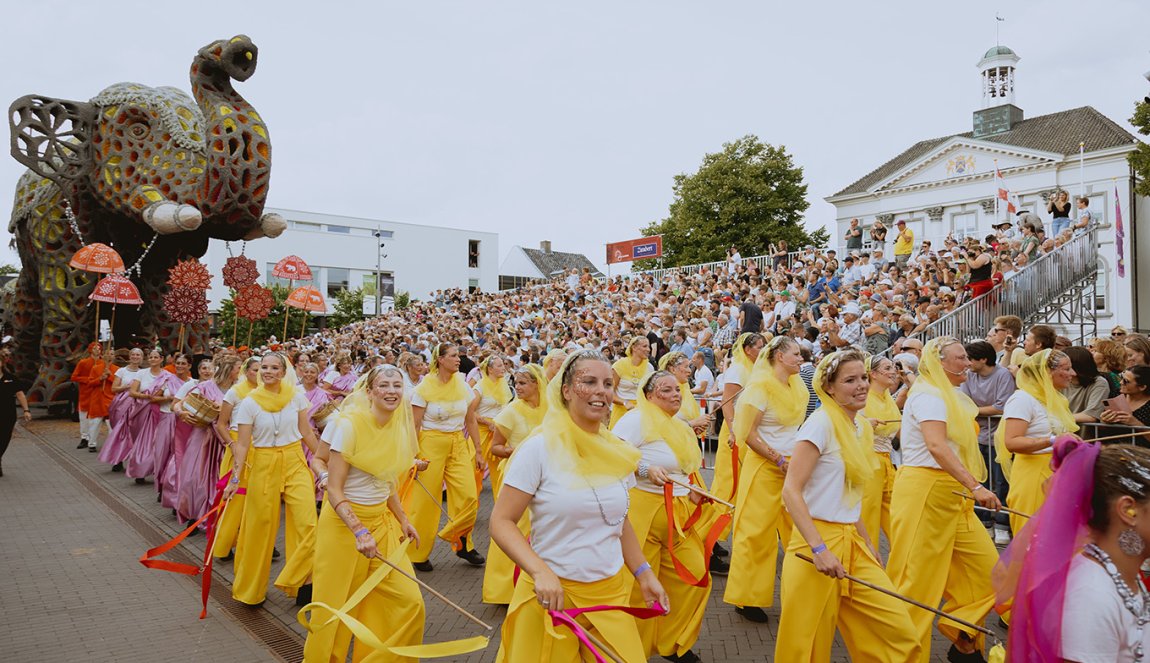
[9,94,95,185]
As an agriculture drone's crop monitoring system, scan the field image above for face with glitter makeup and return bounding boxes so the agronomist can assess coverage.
[563,357,614,432]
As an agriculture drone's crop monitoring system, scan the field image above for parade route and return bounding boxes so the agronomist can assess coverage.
[1,417,1001,662]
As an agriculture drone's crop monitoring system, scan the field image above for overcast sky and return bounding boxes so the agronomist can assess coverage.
[2,0,1146,273]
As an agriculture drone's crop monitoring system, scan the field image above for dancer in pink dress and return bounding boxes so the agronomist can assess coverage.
[174,356,238,530]
[126,350,185,483]
[154,354,198,507]
[98,348,145,472]
[321,354,357,403]
[299,362,333,502]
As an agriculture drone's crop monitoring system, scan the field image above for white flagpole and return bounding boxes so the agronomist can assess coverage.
[994,159,1000,223]
[1079,141,1086,207]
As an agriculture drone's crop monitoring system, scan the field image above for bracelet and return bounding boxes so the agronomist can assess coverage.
[353,527,370,538]
[319,471,329,483]
[811,543,828,555]
[637,462,649,479]
[632,562,652,577]
[332,499,349,512]
[229,474,240,485]
[775,455,787,468]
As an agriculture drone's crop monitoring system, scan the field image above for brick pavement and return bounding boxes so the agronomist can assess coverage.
[4,417,1005,662]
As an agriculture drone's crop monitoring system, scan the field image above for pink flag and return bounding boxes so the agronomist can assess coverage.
[1116,184,1125,278]
[995,167,1017,215]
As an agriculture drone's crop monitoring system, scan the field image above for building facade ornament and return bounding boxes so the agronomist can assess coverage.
[925,206,945,222]
[875,213,894,224]
[978,198,997,214]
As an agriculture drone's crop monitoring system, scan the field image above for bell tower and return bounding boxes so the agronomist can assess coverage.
[973,45,1024,137]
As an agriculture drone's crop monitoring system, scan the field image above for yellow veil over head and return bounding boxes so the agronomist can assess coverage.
[735,336,808,447]
[636,371,702,474]
[248,353,298,412]
[812,350,878,505]
[333,365,419,484]
[909,337,986,482]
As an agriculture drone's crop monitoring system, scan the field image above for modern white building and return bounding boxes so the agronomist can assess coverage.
[827,45,1149,328]
[203,208,498,313]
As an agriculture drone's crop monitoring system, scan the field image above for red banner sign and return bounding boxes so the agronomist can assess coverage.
[606,235,663,265]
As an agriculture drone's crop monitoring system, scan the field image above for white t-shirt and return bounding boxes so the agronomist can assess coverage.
[323,422,392,505]
[1061,554,1150,662]
[794,410,861,524]
[411,390,468,432]
[612,410,689,497]
[134,369,162,393]
[473,386,504,422]
[692,365,715,394]
[1002,390,1054,454]
[174,379,199,400]
[115,366,143,387]
[501,433,637,583]
[755,404,801,458]
[900,391,962,470]
[233,391,311,448]
[223,384,255,431]
[161,376,190,414]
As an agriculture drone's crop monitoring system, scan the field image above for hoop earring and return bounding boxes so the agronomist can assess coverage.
[1119,528,1146,557]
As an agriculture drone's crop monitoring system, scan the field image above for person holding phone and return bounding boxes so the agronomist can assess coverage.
[1101,365,1150,429]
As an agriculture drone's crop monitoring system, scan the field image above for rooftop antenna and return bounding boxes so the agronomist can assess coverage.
[995,14,1005,48]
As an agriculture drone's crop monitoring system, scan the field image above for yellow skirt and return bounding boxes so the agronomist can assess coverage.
[1006,452,1052,535]
[860,451,895,551]
[627,489,711,658]
[887,466,997,662]
[496,567,646,663]
[302,500,424,663]
[212,430,247,558]
[232,444,317,605]
[775,520,920,662]
[404,429,479,562]
[724,451,791,607]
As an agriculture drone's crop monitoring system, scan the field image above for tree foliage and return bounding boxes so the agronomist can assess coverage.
[1130,100,1150,197]
[636,135,820,270]
[214,285,300,346]
[329,287,367,328]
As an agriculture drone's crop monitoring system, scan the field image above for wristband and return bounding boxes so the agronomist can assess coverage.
[229,474,240,485]
[775,455,787,468]
[637,462,649,479]
[811,543,828,555]
[353,527,370,538]
[319,471,329,483]
[632,562,652,577]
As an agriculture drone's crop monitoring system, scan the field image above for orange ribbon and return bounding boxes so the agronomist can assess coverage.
[662,480,732,587]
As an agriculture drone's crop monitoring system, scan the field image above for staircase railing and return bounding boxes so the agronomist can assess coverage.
[901,228,1100,348]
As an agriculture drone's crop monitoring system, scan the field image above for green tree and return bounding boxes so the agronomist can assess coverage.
[636,135,818,270]
[0,264,19,275]
[215,285,300,346]
[1130,99,1150,197]
[329,287,367,328]
[394,291,411,310]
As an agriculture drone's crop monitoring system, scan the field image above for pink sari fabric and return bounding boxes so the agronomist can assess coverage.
[159,418,194,510]
[175,380,227,527]
[993,435,1100,663]
[303,386,331,500]
[126,372,183,479]
[326,371,357,400]
[98,388,148,466]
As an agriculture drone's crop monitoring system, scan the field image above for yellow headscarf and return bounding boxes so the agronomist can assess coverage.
[910,338,987,482]
[234,356,260,399]
[813,351,879,505]
[993,349,1078,479]
[332,366,419,484]
[415,344,472,404]
[544,350,641,487]
[542,349,567,377]
[247,353,298,413]
[612,338,652,385]
[495,365,548,451]
[658,352,700,421]
[735,337,808,447]
[731,333,757,375]
[636,372,702,474]
[477,356,512,407]
[864,355,901,439]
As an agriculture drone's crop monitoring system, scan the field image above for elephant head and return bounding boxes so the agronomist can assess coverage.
[8,34,285,242]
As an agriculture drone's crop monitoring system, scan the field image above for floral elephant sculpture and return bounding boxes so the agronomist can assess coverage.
[6,34,285,403]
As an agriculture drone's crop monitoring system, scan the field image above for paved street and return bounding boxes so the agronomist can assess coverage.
[1,417,1003,661]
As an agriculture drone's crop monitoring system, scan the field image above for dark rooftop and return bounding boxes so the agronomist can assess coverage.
[517,247,603,279]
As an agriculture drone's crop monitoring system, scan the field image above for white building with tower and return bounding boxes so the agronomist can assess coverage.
[827,45,1149,328]
[202,208,498,314]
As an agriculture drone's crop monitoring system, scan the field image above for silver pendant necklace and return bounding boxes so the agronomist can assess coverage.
[588,480,630,527]
[1084,543,1148,660]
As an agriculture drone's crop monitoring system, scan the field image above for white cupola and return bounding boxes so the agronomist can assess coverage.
[973,45,1024,137]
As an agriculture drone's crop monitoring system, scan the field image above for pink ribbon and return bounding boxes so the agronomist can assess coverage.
[547,603,666,663]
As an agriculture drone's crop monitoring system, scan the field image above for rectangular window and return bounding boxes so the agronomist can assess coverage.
[327,267,350,298]
[266,263,292,288]
[378,272,395,298]
[326,224,351,234]
[468,278,479,294]
[499,275,531,291]
[951,212,978,240]
[289,220,321,231]
[375,229,394,239]
[468,240,480,268]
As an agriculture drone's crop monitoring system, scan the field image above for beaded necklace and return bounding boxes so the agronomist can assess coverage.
[1084,543,1148,660]
[588,480,630,527]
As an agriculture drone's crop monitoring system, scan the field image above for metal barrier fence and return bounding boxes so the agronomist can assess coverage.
[617,250,805,282]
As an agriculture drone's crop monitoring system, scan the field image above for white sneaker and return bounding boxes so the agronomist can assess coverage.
[994,527,1012,546]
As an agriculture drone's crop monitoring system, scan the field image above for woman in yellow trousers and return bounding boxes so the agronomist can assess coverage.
[997,349,1077,535]
[302,365,425,663]
[482,364,546,605]
[862,355,902,549]
[222,353,321,606]
[491,350,668,663]
[776,349,920,662]
[724,335,806,624]
[708,333,764,507]
[472,355,511,497]
[611,337,653,428]
[212,356,259,560]
[613,371,711,662]
[887,337,1000,663]
[407,342,485,570]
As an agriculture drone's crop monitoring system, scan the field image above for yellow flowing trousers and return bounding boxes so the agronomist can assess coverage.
[860,451,895,551]
[496,567,646,663]
[724,452,791,608]
[302,501,424,663]
[405,430,479,562]
[232,444,317,605]
[627,489,711,658]
[212,431,246,558]
[1005,452,1051,535]
[775,521,921,662]
[888,467,997,662]
[482,456,529,605]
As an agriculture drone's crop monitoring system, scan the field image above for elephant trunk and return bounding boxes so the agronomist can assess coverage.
[189,35,271,234]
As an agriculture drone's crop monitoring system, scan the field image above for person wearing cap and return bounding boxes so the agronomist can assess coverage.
[893,220,914,268]
[841,256,862,287]
[772,290,797,334]
[828,304,863,349]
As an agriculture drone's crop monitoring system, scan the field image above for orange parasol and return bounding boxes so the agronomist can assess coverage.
[285,285,326,339]
[271,255,312,281]
[70,243,125,273]
[89,273,142,342]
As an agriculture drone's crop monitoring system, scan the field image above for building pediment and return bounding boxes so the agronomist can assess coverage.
[868,137,1063,196]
